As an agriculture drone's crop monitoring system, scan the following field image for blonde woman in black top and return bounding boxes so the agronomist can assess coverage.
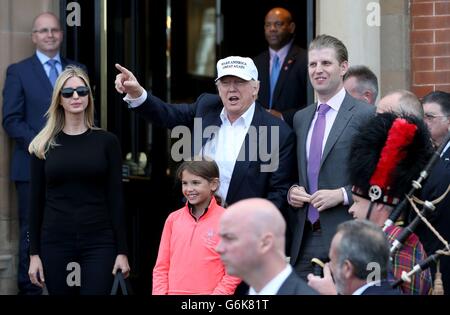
[28,66,129,294]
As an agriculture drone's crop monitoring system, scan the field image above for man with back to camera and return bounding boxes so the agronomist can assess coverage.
[343,65,378,105]
[2,12,86,295]
[376,89,424,118]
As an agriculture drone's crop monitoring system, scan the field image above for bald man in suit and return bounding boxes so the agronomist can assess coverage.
[216,198,317,295]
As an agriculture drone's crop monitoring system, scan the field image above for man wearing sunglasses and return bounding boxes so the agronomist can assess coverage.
[2,12,86,295]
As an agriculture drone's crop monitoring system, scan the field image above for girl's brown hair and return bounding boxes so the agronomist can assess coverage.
[176,157,222,205]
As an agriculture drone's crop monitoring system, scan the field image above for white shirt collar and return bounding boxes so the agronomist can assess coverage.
[441,140,450,157]
[36,50,61,65]
[352,280,381,295]
[317,87,346,112]
[269,39,294,62]
[248,264,292,295]
[220,102,255,128]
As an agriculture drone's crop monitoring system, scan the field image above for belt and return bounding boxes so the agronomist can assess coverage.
[309,220,321,232]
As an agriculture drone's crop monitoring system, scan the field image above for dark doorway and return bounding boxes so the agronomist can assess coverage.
[61,0,313,295]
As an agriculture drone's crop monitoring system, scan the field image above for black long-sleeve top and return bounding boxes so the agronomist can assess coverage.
[29,129,127,255]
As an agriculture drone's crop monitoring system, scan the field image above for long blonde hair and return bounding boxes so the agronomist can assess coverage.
[28,66,96,159]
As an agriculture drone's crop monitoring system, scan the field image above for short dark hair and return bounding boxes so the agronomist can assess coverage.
[309,34,348,64]
[421,91,450,116]
[336,219,390,280]
[344,65,379,100]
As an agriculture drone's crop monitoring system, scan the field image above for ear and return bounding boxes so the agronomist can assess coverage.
[340,61,349,77]
[259,233,274,253]
[342,259,354,279]
[363,91,372,103]
[209,177,220,193]
[288,21,296,34]
[253,81,260,96]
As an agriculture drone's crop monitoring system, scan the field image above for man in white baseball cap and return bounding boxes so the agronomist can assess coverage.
[114,57,295,237]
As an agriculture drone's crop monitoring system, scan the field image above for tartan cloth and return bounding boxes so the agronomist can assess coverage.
[385,225,432,295]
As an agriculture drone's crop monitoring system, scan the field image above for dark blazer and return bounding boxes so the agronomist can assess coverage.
[414,147,450,294]
[134,92,296,212]
[254,44,308,126]
[277,270,318,295]
[289,93,375,265]
[361,281,402,295]
[2,54,86,181]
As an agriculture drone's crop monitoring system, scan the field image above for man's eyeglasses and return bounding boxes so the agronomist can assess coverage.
[424,113,449,121]
[61,86,90,98]
[32,28,61,35]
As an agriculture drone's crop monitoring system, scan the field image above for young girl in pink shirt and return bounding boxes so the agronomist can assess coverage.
[152,159,241,294]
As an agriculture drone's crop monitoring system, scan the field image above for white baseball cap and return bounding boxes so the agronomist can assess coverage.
[215,56,258,82]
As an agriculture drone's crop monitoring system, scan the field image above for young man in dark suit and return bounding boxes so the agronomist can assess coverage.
[253,7,308,127]
[287,34,374,279]
[216,198,317,295]
[2,12,85,295]
[114,56,295,214]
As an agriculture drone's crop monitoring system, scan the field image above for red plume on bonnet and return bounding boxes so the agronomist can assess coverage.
[369,118,418,195]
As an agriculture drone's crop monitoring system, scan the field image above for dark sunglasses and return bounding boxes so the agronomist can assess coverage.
[61,86,90,98]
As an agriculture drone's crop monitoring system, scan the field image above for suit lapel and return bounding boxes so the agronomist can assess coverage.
[201,114,222,148]
[442,145,450,162]
[31,55,53,94]
[321,93,354,168]
[300,104,317,188]
[260,51,271,101]
[273,46,298,102]
[226,105,263,203]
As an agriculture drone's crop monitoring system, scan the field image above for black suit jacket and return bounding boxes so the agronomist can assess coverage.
[277,270,318,295]
[134,93,296,212]
[414,147,450,294]
[2,54,86,181]
[254,45,308,127]
[361,281,402,295]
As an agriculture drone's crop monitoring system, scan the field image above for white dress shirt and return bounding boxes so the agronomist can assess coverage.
[248,264,293,295]
[123,91,255,203]
[305,87,349,204]
[269,39,293,74]
[202,104,255,202]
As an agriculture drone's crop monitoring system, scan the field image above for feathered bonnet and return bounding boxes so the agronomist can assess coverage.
[349,112,433,206]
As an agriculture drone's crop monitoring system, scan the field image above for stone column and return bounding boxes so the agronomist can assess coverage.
[316,0,381,101]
